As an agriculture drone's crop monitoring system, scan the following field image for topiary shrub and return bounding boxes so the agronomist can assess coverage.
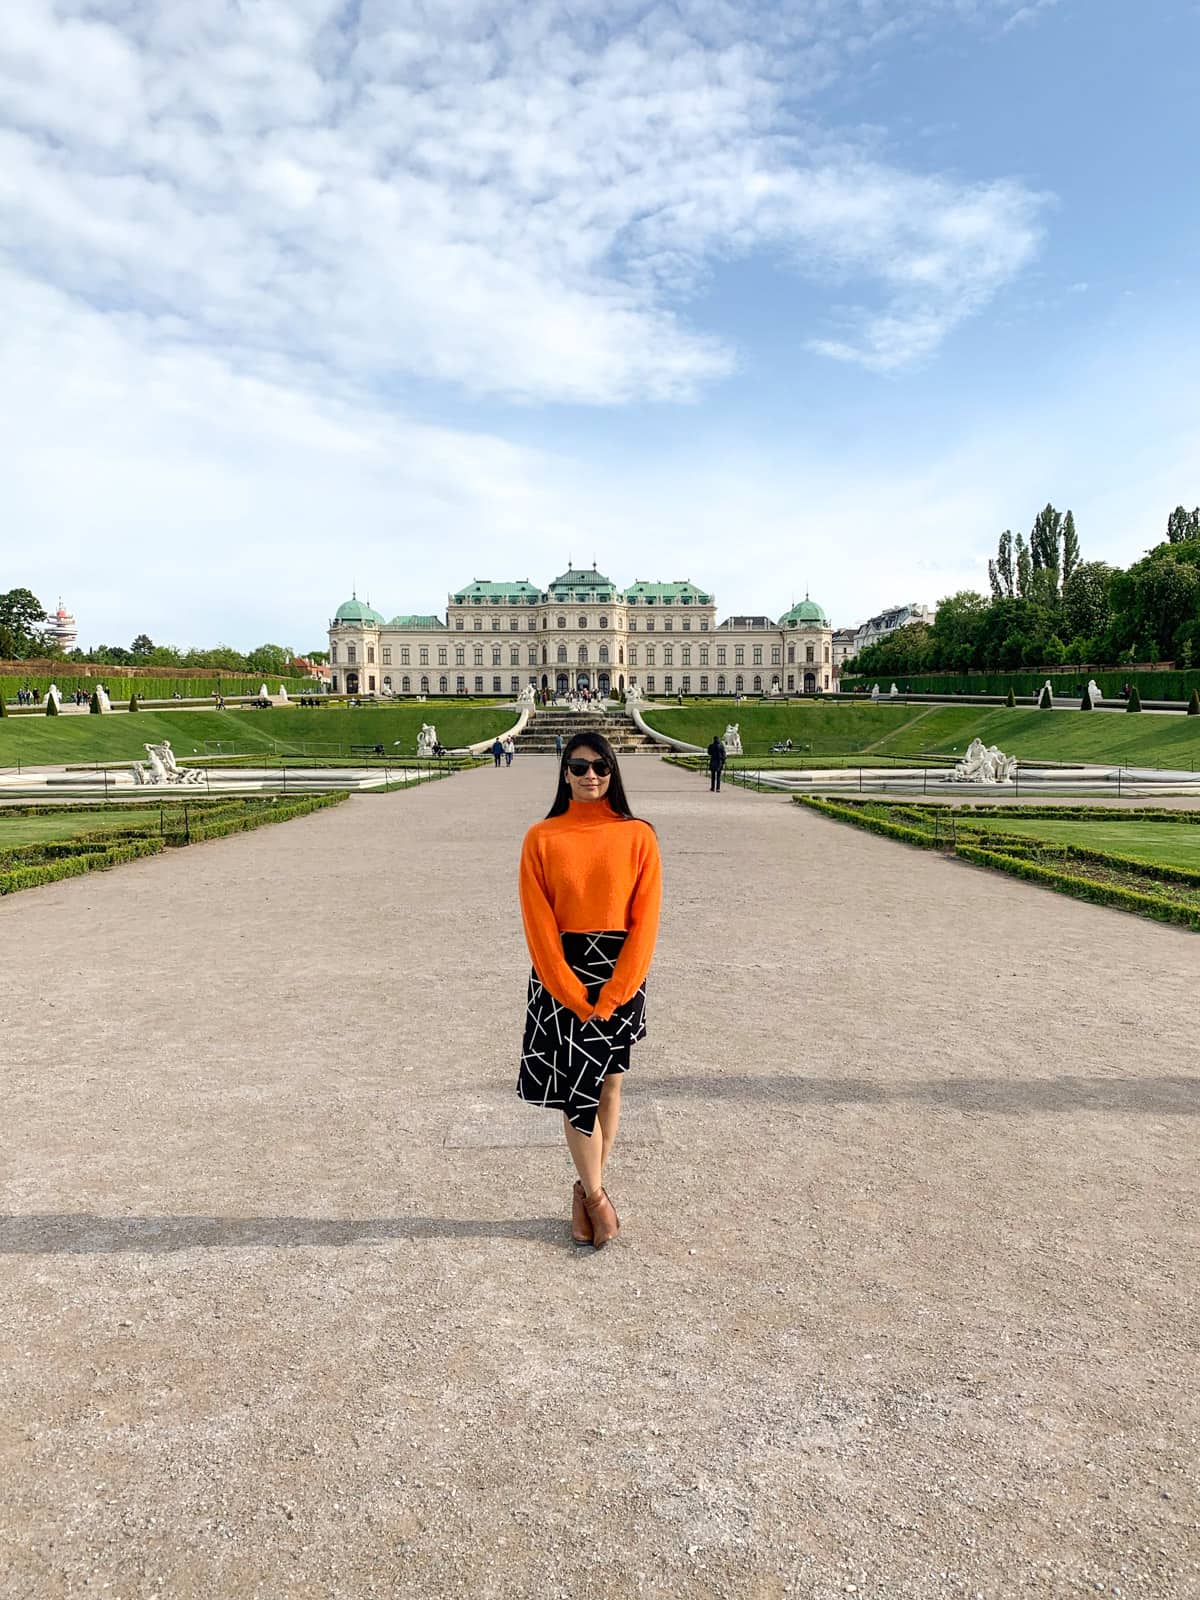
[45,694,59,716]
[0,693,7,718]
[1189,690,1200,716]
[1005,687,1016,707]
[1126,685,1142,713]
[1038,683,1052,710]
[128,693,140,713]
[89,689,102,714]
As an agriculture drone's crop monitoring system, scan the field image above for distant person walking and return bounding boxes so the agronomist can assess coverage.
[706,733,726,792]
[491,737,504,768]
[517,730,662,1250]
[503,736,515,767]
[554,733,564,759]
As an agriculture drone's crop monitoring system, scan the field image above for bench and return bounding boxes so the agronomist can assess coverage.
[351,743,386,756]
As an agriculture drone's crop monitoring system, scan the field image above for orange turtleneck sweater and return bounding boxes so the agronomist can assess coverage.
[519,798,663,1023]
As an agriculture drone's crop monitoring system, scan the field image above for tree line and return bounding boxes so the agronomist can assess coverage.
[850,504,1200,679]
[0,589,313,677]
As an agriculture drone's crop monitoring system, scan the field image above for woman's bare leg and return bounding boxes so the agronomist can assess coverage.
[563,1114,603,1197]
[597,1075,622,1172]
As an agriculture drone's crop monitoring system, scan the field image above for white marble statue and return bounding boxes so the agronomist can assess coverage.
[416,722,439,757]
[94,684,111,712]
[44,683,62,710]
[518,684,537,704]
[259,682,270,700]
[1085,678,1104,708]
[722,722,743,756]
[1038,679,1054,708]
[132,741,205,786]
[278,685,289,702]
[952,737,1017,784]
[870,683,880,700]
[889,683,899,697]
[625,682,643,704]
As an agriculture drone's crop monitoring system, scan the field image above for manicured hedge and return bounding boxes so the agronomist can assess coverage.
[0,838,164,896]
[181,791,347,844]
[1,670,314,702]
[841,667,1200,700]
[953,844,1200,932]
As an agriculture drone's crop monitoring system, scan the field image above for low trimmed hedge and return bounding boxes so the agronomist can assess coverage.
[181,791,347,844]
[954,844,1200,932]
[0,837,164,896]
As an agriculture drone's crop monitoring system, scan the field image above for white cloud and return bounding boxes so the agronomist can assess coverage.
[0,0,1051,404]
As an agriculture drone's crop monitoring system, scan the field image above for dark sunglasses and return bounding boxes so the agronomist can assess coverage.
[566,758,611,777]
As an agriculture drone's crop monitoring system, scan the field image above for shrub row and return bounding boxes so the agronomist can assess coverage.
[953,844,1200,932]
[0,671,314,700]
[796,797,946,851]
[180,791,348,844]
[0,838,164,896]
[841,668,1200,700]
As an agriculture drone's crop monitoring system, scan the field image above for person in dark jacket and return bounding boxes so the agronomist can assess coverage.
[706,734,726,792]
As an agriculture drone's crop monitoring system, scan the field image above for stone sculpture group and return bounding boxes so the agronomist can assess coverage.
[416,723,440,757]
[132,742,206,786]
[722,723,743,756]
[952,737,1018,784]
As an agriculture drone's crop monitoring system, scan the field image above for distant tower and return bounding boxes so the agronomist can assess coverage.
[47,598,78,651]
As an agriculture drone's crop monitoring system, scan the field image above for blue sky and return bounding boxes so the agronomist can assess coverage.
[2,0,1197,651]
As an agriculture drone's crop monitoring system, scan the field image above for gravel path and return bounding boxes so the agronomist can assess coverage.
[1,758,1196,1599]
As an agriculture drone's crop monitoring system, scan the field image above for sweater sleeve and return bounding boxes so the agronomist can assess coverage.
[593,826,663,1020]
[518,831,592,1021]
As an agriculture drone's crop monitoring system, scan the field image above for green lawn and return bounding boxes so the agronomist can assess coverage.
[0,701,516,767]
[0,809,167,848]
[643,699,1200,769]
[966,817,1200,871]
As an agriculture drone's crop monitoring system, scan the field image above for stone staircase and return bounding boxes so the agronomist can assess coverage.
[512,706,661,754]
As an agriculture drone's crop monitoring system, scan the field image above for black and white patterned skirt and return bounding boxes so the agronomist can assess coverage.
[518,929,648,1135]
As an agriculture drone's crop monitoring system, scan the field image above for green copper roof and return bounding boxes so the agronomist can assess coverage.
[451,579,542,601]
[778,597,829,626]
[334,596,385,625]
[548,566,615,593]
[622,580,712,603]
[388,614,447,630]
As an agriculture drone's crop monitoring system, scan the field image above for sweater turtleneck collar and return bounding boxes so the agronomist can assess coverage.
[565,797,618,822]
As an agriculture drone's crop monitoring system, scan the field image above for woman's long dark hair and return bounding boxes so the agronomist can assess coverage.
[545,729,653,828]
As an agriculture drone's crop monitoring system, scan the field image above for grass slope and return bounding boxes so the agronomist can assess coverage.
[643,700,1200,769]
[0,702,515,766]
[966,818,1200,871]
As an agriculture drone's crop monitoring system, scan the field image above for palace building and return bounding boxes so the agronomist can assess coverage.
[327,566,833,699]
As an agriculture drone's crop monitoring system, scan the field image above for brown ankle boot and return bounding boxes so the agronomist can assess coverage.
[583,1186,620,1249]
[571,1180,593,1246]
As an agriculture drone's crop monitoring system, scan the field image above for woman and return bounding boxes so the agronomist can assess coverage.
[517,730,663,1249]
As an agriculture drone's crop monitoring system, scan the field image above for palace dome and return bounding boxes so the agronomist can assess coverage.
[333,596,384,625]
[778,597,829,626]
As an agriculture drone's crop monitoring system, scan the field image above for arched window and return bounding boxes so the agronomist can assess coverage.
[557,615,566,629]
[439,675,448,693]
[753,674,762,692]
[599,644,609,663]
[578,616,588,628]
[735,674,743,691]
[420,675,430,692]
[717,674,726,693]
[383,676,392,690]
[599,616,608,629]
[402,675,411,692]
[578,644,588,664]
[557,644,567,662]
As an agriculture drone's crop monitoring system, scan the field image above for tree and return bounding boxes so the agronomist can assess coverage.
[45,690,59,715]
[1126,684,1142,712]
[1030,504,1063,579]
[0,691,7,717]
[245,643,294,676]
[1062,562,1113,644]
[988,531,1015,600]
[1061,511,1081,586]
[0,588,47,658]
[1109,542,1200,660]
[1038,682,1052,709]
[130,634,155,657]
[1166,505,1200,544]
[128,692,140,713]
[89,689,102,714]
[1005,687,1016,707]
[1188,689,1199,715]
[1015,534,1032,599]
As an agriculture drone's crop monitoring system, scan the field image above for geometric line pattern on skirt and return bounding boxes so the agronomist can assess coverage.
[518,928,648,1136]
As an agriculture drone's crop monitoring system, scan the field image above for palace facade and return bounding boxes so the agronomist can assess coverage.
[327,566,833,699]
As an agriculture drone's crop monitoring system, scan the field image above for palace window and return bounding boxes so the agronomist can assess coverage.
[557,615,566,628]
[347,644,357,665]
[664,675,674,692]
[455,620,464,631]
[717,646,726,665]
[492,647,501,665]
[645,645,656,666]
[645,618,655,631]
[664,619,673,631]
[382,647,391,665]
[383,675,392,690]
[699,647,709,666]
[734,647,744,665]
[681,645,691,665]
[527,618,537,630]
[456,646,465,665]
[578,645,588,663]
[771,646,781,665]
[475,675,484,692]
[493,676,502,692]
[788,645,795,663]
[663,646,674,665]
[474,647,484,665]
[510,619,519,631]
[457,675,466,693]
[806,645,814,663]
[752,645,762,665]
[438,647,447,665]
[683,620,691,631]
[599,616,608,628]
[368,675,375,691]
[402,675,411,692]
[511,676,520,693]
[367,646,375,664]
[439,675,448,693]
[474,619,482,631]
[599,644,609,663]
[578,616,588,628]
[557,645,567,662]
[824,645,831,662]
[628,619,637,631]
[700,675,709,691]
[492,620,500,632]
[646,676,656,692]
[681,676,691,692]
[510,648,519,665]
[419,647,429,666]
[700,620,709,631]
[753,674,762,692]
[787,674,795,691]
[330,643,338,663]
[717,674,725,692]
[527,647,538,665]
[400,646,410,665]
[421,675,430,692]
[628,646,638,666]
[735,674,744,691]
